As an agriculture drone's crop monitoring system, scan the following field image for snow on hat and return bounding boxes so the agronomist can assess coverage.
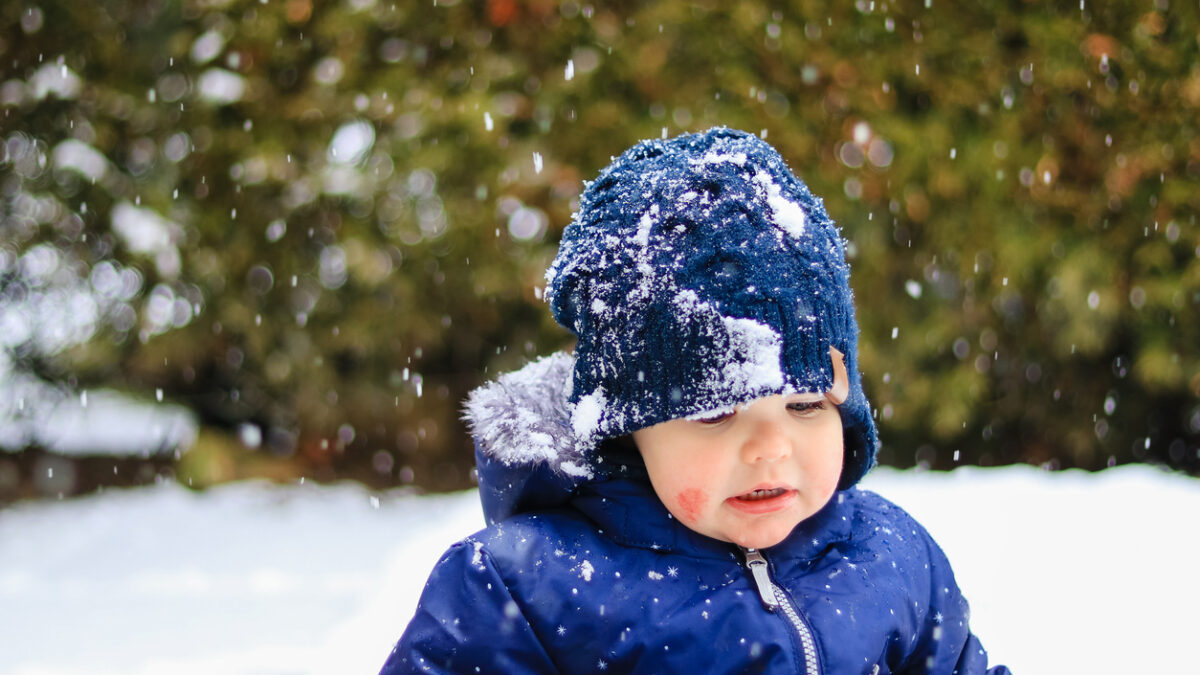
[545,127,877,488]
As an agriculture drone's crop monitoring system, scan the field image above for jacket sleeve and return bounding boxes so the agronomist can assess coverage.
[378,539,560,674]
[900,526,1012,675]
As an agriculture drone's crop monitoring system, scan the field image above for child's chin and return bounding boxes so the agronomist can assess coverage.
[731,527,793,550]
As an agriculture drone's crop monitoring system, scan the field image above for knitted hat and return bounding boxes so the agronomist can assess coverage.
[545,127,877,488]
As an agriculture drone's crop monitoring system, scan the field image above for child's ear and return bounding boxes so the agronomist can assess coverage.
[826,346,850,405]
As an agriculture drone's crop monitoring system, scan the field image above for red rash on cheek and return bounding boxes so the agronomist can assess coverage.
[674,488,708,523]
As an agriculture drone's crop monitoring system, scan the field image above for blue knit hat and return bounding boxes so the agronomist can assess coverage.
[545,127,877,488]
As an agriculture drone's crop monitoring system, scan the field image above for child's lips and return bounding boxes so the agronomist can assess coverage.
[725,487,797,514]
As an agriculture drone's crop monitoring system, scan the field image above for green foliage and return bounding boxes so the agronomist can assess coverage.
[1,0,1198,495]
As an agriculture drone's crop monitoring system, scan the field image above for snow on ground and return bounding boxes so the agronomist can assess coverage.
[0,464,1196,674]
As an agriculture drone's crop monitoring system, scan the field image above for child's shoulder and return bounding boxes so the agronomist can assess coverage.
[835,487,939,551]
[440,507,612,576]
[842,486,919,521]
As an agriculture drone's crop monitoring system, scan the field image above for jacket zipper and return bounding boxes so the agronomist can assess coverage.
[741,547,820,675]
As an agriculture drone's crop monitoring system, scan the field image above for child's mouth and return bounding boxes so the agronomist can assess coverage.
[736,488,788,502]
[726,487,796,514]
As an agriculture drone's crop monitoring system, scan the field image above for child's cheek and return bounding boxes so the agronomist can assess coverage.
[674,487,708,524]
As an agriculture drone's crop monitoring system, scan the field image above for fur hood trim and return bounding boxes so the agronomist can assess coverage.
[463,351,594,480]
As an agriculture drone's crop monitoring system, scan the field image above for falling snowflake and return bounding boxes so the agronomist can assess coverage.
[556,625,567,636]
[597,659,608,670]
[666,566,679,578]
[933,611,944,624]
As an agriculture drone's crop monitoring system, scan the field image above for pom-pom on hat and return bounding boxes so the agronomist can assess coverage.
[545,127,877,488]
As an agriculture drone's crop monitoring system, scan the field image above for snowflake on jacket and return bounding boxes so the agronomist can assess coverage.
[380,129,1009,674]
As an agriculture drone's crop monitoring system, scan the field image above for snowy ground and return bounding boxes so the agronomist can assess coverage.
[1,464,1196,675]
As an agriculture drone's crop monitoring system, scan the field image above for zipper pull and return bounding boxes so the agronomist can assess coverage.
[741,548,779,611]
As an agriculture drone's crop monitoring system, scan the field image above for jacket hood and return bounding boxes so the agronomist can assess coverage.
[464,352,595,525]
[465,350,873,526]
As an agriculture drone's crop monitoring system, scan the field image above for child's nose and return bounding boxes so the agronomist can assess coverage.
[740,422,792,464]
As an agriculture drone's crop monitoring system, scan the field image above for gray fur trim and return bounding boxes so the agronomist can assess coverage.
[462,351,593,478]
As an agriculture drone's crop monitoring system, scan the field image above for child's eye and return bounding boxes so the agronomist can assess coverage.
[787,400,825,416]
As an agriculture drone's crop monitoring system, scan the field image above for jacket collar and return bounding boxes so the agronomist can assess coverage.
[573,476,856,562]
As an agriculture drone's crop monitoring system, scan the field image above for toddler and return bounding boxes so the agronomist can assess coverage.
[380,128,1009,674]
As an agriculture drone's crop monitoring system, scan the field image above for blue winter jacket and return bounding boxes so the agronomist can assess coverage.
[380,354,1009,674]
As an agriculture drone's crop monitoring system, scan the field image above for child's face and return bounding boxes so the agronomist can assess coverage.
[632,393,843,550]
